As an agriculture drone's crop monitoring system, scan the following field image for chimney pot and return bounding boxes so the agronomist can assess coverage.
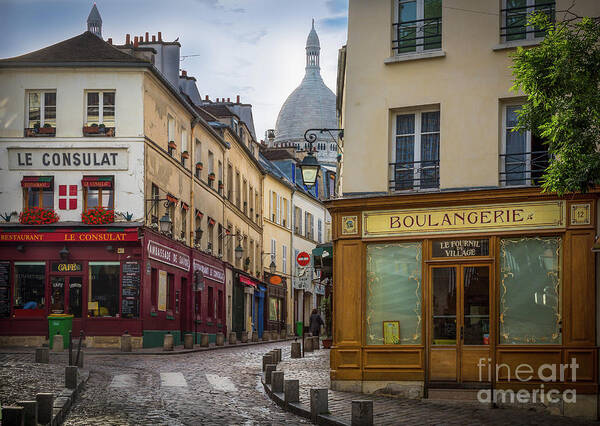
[227,97,231,102]
[108,38,112,45]
[152,35,156,42]
[158,32,162,41]
[236,95,240,103]
[134,36,138,43]
[205,95,209,101]
[145,32,149,42]
[126,34,131,45]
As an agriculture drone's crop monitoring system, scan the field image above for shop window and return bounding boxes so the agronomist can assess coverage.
[366,242,422,345]
[89,262,120,317]
[13,262,46,315]
[269,297,281,322]
[86,91,115,127]
[208,286,214,318]
[167,273,174,312]
[151,268,158,310]
[499,237,561,344]
[83,176,114,210]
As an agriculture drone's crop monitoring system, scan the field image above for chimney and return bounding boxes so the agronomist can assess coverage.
[236,95,240,103]
[158,32,162,41]
[145,32,149,42]
[152,35,156,42]
[107,38,112,44]
[205,95,209,101]
[126,34,131,45]
[227,97,231,102]
[182,70,187,77]
[134,37,139,48]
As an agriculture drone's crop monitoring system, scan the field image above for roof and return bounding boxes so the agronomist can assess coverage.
[259,153,295,190]
[87,4,102,23]
[0,32,147,65]
[306,19,320,49]
[229,104,257,140]
[201,104,235,118]
[262,148,298,161]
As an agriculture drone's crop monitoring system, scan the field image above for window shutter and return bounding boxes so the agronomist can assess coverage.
[59,198,67,210]
[59,185,67,196]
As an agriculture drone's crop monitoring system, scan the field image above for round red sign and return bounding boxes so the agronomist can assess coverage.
[296,251,310,267]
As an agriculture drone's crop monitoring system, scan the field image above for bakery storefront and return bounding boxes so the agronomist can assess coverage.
[264,272,287,334]
[327,188,598,416]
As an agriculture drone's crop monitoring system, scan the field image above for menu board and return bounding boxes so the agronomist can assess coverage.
[0,262,9,317]
[121,262,140,318]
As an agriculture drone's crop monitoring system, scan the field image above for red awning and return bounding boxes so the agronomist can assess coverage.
[181,202,189,211]
[166,193,178,204]
[21,176,53,188]
[208,217,216,226]
[196,210,204,218]
[239,275,256,288]
[82,176,113,188]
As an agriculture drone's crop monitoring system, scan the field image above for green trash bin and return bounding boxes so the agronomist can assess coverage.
[48,314,74,349]
[295,321,303,337]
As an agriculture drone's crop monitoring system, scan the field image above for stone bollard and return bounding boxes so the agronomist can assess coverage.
[252,332,259,342]
[268,350,278,364]
[262,353,274,371]
[304,336,313,353]
[275,348,282,362]
[240,332,248,343]
[65,365,78,389]
[264,364,276,384]
[17,401,37,426]
[36,393,54,425]
[35,347,49,364]
[280,329,287,340]
[200,333,209,347]
[1,406,24,426]
[351,400,374,426]
[121,331,132,352]
[310,388,329,424]
[271,371,284,393]
[229,332,237,345]
[291,341,301,358]
[284,379,300,404]
[163,333,174,351]
[262,331,270,341]
[216,332,225,346]
[184,333,194,349]
[52,334,64,352]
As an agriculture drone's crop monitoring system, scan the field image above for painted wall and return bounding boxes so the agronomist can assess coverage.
[0,68,145,221]
[341,0,600,194]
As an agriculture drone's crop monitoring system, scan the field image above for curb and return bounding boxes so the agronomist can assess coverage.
[51,369,89,426]
[0,337,297,357]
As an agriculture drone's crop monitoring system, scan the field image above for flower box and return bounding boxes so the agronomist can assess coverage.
[83,125,100,134]
[182,151,190,160]
[168,141,177,149]
[208,173,216,181]
[19,207,59,225]
[38,126,56,135]
[82,207,114,225]
[196,162,203,170]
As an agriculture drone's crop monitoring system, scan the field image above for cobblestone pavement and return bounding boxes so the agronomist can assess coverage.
[278,349,598,426]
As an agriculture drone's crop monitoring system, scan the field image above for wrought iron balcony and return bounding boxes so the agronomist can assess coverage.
[389,160,440,191]
[392,16,442,54]
[499,150,549,186]
[500,1,555,41]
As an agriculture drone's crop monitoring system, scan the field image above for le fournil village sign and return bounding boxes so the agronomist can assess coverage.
[8,147,128,170]
[363,201,565,237]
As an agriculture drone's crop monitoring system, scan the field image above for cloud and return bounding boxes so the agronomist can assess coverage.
[319,16,347,31]
[325,0,348,14]
[237,28,268,44]
[194,0,246,13]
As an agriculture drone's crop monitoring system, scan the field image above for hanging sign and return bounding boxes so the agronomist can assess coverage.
[147,240,190,271]
[363,201,565,238]
[296,251,311,267]
[193,259,225,284]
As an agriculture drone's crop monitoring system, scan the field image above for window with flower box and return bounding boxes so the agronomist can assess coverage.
[22,176,54,209]
[85,91,115,135]
[82,176,114,210]
[26,91,56,135]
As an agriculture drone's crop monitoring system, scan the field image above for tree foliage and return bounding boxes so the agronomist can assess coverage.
[510,12,600,194]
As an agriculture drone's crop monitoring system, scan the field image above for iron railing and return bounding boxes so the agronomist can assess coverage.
[389,160,440,191]
[500,2,555,41]
[499,150,549,186]
[392,16,442,54]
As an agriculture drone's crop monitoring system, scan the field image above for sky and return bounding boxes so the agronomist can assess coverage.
[0,0,348,140]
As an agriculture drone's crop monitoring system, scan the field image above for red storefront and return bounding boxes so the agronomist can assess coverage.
[0,224,226,348]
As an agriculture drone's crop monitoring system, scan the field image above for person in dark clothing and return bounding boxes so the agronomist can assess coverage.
[309,308,324,337]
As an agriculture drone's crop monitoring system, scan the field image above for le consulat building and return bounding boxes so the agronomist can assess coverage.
[329,0,600,419]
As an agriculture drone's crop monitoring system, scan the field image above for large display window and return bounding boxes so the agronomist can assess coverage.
[89,262,120,317]
[13,262,46,316]
[499,236,562,344]
[366,242,422,345]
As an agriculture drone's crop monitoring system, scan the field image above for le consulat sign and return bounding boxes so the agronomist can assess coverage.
[363,201,565,237]
[8,147,128,170]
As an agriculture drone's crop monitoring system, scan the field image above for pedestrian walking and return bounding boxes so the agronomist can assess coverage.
[309,308,324,337]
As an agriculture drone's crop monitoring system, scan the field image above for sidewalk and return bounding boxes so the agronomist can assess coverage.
[275,348,594,426]
[0,337,296,356]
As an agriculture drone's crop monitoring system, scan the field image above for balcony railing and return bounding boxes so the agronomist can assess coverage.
[500,2,555,41]
[389,160,440,191]
[392,16,442,54]
[499,150,549,186]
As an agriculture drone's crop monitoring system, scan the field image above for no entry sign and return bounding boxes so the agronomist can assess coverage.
[297,251,311,267]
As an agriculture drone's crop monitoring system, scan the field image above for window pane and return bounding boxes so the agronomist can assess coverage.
[463,266,490,345]
[398,1,417,53]
[14,264,45,313]
[90,264,120,317]
[101,189,114,209]
[103,92,115,127]
[44,93,56,127]
[423,0,442,50]
[86,189,99,208]
[366,242,422,345]
[506,0,527,41]
[432,267,456,344]
[69,276,83,317]
[421,111,440,188]
[50,276,65,314]
[27,188,40,208]
[28,93,40,128]
[505,106,526,185]
[87,92,100,125]
[42,189,54,209]
[499,237,561,344]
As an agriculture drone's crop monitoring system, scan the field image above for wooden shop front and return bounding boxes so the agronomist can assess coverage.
[326,188,598,416]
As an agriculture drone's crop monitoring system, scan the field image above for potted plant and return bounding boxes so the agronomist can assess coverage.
[196,162,203,171]
[39,123,55,135]
[168,140,177,149]
[81,207,115,225]
[98,123,106,133]
[19,207,59,225]
[208,172,216,181]
[218,180,224,190]
[320,295,333,349]
[181,151,190,160]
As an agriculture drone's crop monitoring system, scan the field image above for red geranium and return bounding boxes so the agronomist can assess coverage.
[82,207,114,225]
[19,207,59,224]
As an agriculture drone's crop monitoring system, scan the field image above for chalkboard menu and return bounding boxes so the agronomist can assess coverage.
[432,239,489,258]
[0,262,10,318]
[121,262,140,318]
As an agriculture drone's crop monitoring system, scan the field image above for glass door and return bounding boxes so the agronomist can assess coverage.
[430,266,458,381]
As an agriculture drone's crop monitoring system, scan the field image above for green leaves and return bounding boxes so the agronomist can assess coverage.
[510,13,600,194]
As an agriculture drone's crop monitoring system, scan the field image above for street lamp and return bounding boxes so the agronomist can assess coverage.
[299,152,320,189]
[269,260,276,274]
[159,212,172,234]
[234,244,244,261]
[59,245,70,260]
